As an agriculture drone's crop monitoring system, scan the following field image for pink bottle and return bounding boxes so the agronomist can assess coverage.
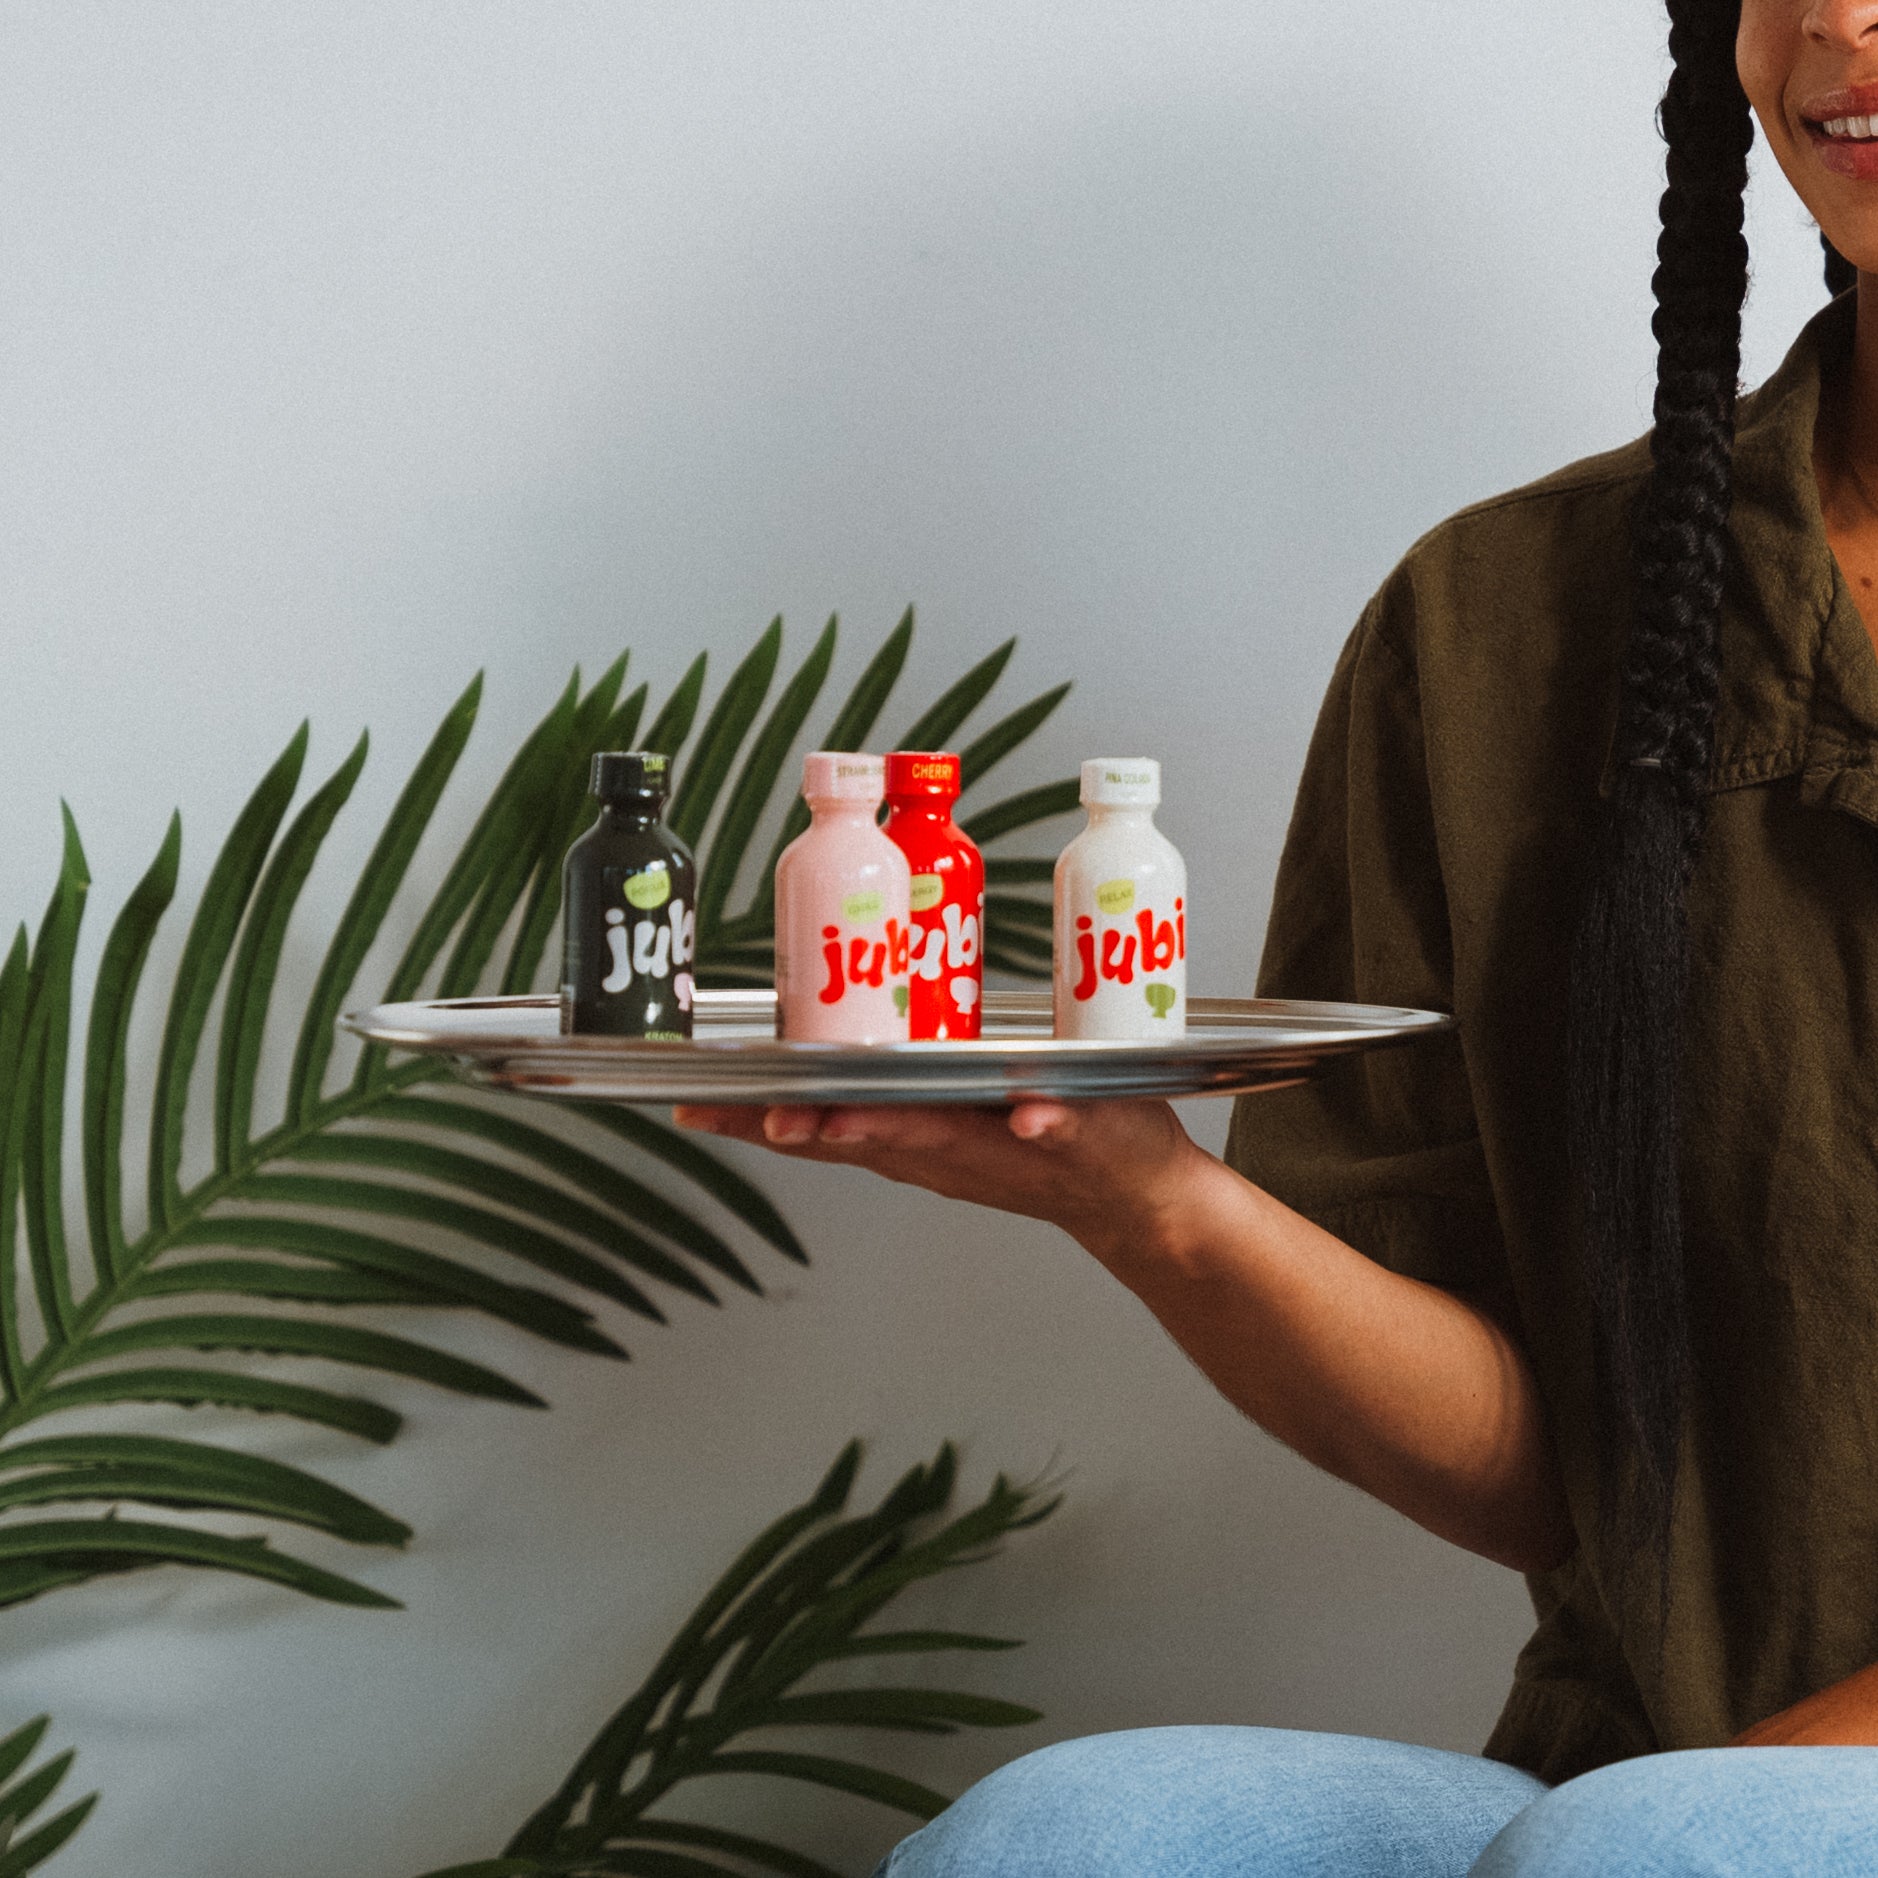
[774,752,912,1042]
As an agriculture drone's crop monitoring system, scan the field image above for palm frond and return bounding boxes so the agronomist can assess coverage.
[0,608,1074,1628]
[440,1442,1058,1878]
[0,661,815,1618]
[0,1718,95,1877]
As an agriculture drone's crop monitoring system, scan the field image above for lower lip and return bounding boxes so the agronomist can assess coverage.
[1808,124,1878,178]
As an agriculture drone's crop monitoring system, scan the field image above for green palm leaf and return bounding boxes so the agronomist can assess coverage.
[0,1719,95,1878]
[288,675,481,1125]
[462,1442,1058,1878]
[20,810,91,1349]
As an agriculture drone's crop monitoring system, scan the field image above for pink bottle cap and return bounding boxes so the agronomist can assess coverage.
[801,751,885,803]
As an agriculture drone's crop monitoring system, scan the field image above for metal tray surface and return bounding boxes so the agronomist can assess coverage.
[344,991,1454,1106]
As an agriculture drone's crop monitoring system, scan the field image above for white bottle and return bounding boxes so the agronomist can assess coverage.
[1053,758,1187,1041]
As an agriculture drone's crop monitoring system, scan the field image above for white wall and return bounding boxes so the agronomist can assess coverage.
[0,5,1832,1875]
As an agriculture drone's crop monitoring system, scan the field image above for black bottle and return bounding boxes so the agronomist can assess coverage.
[561,752,697,1038]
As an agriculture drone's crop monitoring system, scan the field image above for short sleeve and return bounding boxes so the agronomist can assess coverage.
[1223,577,1509,1303]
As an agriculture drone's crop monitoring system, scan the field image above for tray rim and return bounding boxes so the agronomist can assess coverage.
[346,989,1452,1051]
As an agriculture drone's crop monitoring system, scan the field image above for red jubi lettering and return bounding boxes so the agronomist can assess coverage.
[1100,930,1137,985]
[819,926,846,1004]
[1176,896,1186,959]
[1072,916,1097,1001]
[885,917,911,975]
[1136,908,1177,971]
[849,936,887,988]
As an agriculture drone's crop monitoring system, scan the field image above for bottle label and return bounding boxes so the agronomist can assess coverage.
[817,916,912,1008]
[599,887,696,1003]
[1066,898,1184,1000]
[1094,878,1135,915]
[883,816,984,1041]
[1056,876,1187,1041]
[562,830,698,1039]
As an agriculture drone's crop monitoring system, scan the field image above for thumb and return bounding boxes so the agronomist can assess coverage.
[1008,1101,1082,1146]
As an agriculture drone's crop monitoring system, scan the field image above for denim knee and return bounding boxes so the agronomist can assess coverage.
[1469,1747,1878,1877]
[878,1732,1181,1878]
[879,1725,1545,1878]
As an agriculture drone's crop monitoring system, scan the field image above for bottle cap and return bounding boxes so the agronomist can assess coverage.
[591,751,671,803]
[884,751,961,801]
[801,751,886,804]
[1080,758,1161,808]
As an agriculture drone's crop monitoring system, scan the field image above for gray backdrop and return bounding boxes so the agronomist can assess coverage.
[0,4,1830,1874]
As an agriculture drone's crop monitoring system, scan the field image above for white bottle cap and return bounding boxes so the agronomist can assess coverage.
[1079,757,1161,808]
[802,751,885,803]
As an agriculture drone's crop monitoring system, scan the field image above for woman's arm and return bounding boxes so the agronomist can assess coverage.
[677,1096,1576,1576]
[1732,1665,1878,1748]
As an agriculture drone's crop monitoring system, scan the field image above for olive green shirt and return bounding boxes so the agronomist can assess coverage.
[1225,294,1878,1784]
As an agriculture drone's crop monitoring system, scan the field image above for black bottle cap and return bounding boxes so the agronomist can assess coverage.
[591,751,671,804]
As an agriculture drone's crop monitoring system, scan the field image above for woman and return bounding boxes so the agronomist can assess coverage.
[679,1,1878,1868]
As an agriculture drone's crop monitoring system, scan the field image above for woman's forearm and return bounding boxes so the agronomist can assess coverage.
[1080,1149,1575,1575]
[676,1098,1576,1575]
[1732,1661,1878,1746]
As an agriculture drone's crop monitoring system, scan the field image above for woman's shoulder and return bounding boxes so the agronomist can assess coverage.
[1366,433,1652,675]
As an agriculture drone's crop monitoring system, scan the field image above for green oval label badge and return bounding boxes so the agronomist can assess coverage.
[624,865,672,910]
[1095,877,1135,916]
[909,873,943,913]
[842,889,884,923]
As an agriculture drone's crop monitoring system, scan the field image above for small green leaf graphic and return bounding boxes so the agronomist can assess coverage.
[1145,983,1177,1019]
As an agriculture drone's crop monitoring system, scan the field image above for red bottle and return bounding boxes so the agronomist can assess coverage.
[883,751,984,1039]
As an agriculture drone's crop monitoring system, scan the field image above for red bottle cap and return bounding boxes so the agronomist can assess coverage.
[885,751,961,801]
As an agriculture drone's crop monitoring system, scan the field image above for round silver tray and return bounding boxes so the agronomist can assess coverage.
[344,991,1453,1105]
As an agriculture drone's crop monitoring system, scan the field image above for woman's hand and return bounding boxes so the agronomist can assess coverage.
[1732,1662,1878,1747]
[672,1099,1207,1274]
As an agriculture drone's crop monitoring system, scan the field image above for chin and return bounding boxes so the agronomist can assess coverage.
[1820,227,1878,276]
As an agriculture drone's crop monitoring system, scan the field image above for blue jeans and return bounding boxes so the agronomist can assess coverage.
[873,1727,1878,1875]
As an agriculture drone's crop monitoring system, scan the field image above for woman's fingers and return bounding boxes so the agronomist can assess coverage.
[672,1102,978,1156]
[675,1100,1028,1165]
[672,1104,770,1142]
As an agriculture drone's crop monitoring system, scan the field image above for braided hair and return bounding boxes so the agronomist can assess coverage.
[1826,233,1858,297]
[1566,0,1751,1574]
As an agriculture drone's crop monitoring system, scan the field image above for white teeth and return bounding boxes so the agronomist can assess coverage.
[1822,114,1875,138]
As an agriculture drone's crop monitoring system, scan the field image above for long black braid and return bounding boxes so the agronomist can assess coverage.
[1567,0,1751,1576]
[1825,233,1857,297]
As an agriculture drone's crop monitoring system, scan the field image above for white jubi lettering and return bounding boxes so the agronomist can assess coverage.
[667,898,695,966]
[941,902,981,968]
[913,926,946,981]
[632,919,672,978]
[601,908,633,992]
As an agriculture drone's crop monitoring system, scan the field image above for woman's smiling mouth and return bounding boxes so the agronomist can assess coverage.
[1800,86,1878,179]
